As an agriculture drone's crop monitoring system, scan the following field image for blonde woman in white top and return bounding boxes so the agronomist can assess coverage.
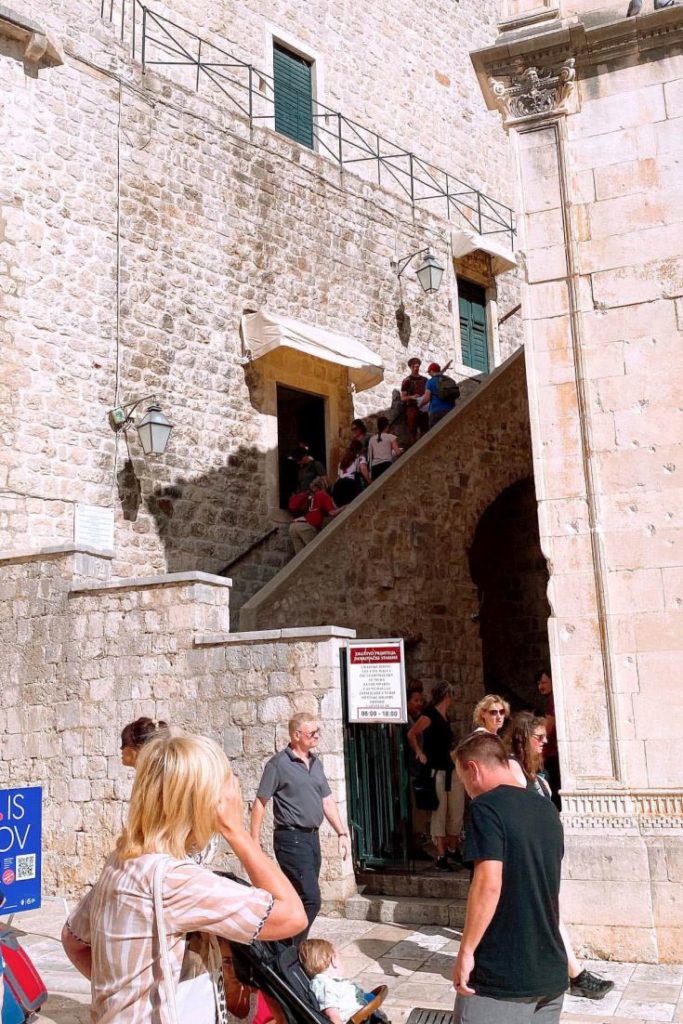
[367,416,401,481]
[62,732,306,1023]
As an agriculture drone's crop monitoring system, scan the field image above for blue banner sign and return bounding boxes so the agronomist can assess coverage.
[0,786,42,914]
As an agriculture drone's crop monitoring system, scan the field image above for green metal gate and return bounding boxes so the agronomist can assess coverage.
[341,657,411,870]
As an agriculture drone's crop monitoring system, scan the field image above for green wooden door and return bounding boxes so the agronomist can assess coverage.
[458,279,489,373]
[273,43,314,149]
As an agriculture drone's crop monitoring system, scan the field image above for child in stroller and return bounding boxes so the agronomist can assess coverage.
[229,936,389,1024]
[299,939,388,1024]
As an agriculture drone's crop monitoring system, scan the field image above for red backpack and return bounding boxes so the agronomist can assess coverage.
[0,927,48,1022]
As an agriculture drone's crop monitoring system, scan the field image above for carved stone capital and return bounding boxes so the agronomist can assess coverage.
[489,57,576,126]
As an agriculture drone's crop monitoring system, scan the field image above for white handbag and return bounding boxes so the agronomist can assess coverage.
[152,857,228,1024]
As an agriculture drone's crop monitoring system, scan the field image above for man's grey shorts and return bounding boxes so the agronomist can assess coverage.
[454,991,564,1024]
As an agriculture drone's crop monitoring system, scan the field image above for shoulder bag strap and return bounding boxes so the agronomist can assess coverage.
[153,857,180,1024]
[153,859,229,1024]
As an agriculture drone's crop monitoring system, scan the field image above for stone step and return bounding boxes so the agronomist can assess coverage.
[345,893,467,928]
[357,869,470,900]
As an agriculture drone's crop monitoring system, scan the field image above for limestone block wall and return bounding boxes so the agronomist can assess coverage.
[471,6,683,960]
[241,350,534,735]
[0,0,521,584]
[0,545,355,909]
[20,0,515,204]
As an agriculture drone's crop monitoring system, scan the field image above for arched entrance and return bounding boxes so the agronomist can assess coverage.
[468,477,551,710]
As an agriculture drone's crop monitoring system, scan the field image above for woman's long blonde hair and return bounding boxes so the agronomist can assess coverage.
[116,732,230,860]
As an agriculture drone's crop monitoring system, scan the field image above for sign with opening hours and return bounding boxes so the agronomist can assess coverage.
[345,640,407,724]
[0,786,42,915]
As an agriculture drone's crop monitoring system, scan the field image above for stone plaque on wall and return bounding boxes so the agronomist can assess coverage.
[74,503,115,551]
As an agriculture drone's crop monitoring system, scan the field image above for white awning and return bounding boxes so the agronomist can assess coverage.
[241,310,384,392]
[451,227,517,276]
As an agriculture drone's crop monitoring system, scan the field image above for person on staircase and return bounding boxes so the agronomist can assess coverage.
[289,476,341,554]
[407,681,464,871]
[350,419,370,459]
[400,357,429,443]
[418,362,459,429]
[367,417,401,481]
[293,445,326,494]
[332,440,370,507]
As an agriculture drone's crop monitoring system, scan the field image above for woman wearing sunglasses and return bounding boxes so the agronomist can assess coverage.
[472,694,510,735]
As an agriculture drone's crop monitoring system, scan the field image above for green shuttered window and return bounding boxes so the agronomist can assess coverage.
[273,43,314,149]
[458,279,490,373]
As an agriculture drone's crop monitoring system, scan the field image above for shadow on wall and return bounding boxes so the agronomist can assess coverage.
[145,444,270,573]
[468,476,551,711]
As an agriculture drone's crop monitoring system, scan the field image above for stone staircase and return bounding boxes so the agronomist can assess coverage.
[239,350,528,633]
[345,869,469,928]
[218,522,292,618]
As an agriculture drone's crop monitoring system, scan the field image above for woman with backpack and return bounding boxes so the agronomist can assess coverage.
[367,417,400,481]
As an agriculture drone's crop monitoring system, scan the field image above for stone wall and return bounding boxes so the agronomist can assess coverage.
[241,350,534,735]
[1,0,521,583]
[22,0,516,203]
[0,544,356,909]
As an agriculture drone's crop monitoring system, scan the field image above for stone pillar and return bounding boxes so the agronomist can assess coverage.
[471,9,683,961]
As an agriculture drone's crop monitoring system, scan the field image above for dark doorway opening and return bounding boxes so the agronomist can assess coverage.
[276,385,326,509]
[468,477,551,711]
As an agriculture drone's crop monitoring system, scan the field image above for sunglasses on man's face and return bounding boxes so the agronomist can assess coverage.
[301,729,320,738]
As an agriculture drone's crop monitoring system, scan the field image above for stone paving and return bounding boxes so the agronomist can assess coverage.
[4,899,683,1023]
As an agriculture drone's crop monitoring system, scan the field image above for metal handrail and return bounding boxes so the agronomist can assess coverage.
[218,524,281,577]
[100,0,515,245]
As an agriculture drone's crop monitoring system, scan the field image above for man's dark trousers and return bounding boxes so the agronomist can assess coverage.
[273,829,322,944]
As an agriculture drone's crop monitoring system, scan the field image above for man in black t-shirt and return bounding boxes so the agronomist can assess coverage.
[452,731,567,1024]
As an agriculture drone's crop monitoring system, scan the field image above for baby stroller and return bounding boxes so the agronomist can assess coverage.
[229,939,389,1024]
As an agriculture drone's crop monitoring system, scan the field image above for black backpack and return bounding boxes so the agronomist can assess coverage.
[436,374,460,404]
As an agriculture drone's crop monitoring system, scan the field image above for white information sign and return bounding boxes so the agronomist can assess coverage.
[346,639,407,724]
[74,504,115,552]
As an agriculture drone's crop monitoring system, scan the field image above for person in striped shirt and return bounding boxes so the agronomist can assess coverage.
[62,732,306,1023]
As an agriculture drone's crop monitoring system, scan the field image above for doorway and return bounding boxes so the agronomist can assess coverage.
[276,384,326,509]
[468,477,551,709]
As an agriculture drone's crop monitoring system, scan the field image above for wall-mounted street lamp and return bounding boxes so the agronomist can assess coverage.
[108,395,173,456]
[391,248,445,294]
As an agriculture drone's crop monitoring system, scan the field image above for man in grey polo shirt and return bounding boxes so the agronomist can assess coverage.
[251,711,350,943]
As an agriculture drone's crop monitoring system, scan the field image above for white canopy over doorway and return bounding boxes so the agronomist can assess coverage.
[450,226,517,276]
[241,310,384,392]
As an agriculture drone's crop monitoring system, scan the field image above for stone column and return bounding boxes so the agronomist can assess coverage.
[471,10,683,961]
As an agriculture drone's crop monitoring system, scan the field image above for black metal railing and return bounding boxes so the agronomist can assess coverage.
[100,0,515,246]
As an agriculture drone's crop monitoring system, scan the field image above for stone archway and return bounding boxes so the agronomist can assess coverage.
[468,476,551,710]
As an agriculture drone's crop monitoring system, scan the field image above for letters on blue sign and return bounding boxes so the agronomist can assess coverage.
[0,787,42,915]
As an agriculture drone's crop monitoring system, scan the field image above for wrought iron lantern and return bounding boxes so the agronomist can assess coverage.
[391,247,445,295]
[135,404,173,456]
[108,395,173,456]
